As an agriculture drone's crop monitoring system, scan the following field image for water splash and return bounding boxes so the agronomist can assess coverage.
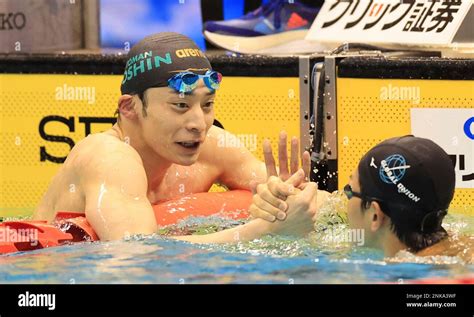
[390,250,466,265]
[94,182,111,237]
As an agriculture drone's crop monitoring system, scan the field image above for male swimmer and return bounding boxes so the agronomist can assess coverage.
[34,32,317,240]
[178,136,473,263]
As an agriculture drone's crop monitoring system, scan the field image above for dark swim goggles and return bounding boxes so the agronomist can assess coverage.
[168,70,222,93]
[343,184,384,205]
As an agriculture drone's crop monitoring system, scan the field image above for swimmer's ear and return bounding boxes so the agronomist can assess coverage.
[118,94,138,120]
[369,201,386,232]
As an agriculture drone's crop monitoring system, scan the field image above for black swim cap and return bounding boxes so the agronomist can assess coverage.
[120,32,212,95]
[357,136,455,216]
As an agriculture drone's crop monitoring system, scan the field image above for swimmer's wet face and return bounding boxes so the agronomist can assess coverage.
[133,80,215,165]
[117,32,218,165]
[346,170,381,248]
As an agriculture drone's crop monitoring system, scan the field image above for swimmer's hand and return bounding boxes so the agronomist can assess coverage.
[249,169,306,222]
[249,131,310,222]
[262,131,311,181]
[264,181,319,236]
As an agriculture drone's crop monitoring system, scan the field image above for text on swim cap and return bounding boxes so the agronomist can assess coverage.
[122,51,172,85]
[396,183,420,203]
[175,48,206,58]
[380,159,400,184]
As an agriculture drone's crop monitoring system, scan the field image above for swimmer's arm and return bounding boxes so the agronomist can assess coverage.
[173,183,320,244]
[219,146,267,190]
[207,127,267,190]
[172,219,272,244]
[220,156,267,190]
[81,153,157,241]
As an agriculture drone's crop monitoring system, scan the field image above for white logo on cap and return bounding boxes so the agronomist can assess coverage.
[379,154,420,203]
[369,157,378,169]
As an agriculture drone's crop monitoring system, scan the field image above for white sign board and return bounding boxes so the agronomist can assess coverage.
[306,0,472,45]
[411,108,474,189]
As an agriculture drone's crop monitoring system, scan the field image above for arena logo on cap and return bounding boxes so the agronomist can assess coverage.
[175,48,206,58]
[379,154,421,203]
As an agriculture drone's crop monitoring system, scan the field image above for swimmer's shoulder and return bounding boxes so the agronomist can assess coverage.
[200,125,252,165]
[202,125,248,153]
[198,125,226,160]
[416,235,474,263]
[204,125,225,145]
[68,130,144,174]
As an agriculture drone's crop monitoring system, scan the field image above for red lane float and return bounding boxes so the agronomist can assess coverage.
[153,189,251,225]
[0,190,252,255]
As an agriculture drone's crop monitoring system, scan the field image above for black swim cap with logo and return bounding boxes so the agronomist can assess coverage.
[357,135,455,221]
[120,32,212,95]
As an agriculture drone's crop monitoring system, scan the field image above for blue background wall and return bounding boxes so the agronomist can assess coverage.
[100,0,267,50]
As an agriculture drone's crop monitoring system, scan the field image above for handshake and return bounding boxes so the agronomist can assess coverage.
[248,132,330,237]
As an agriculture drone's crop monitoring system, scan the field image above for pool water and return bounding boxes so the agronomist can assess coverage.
[0,193,473,284]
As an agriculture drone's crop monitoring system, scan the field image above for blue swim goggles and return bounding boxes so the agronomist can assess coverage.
[168,70,222,94]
